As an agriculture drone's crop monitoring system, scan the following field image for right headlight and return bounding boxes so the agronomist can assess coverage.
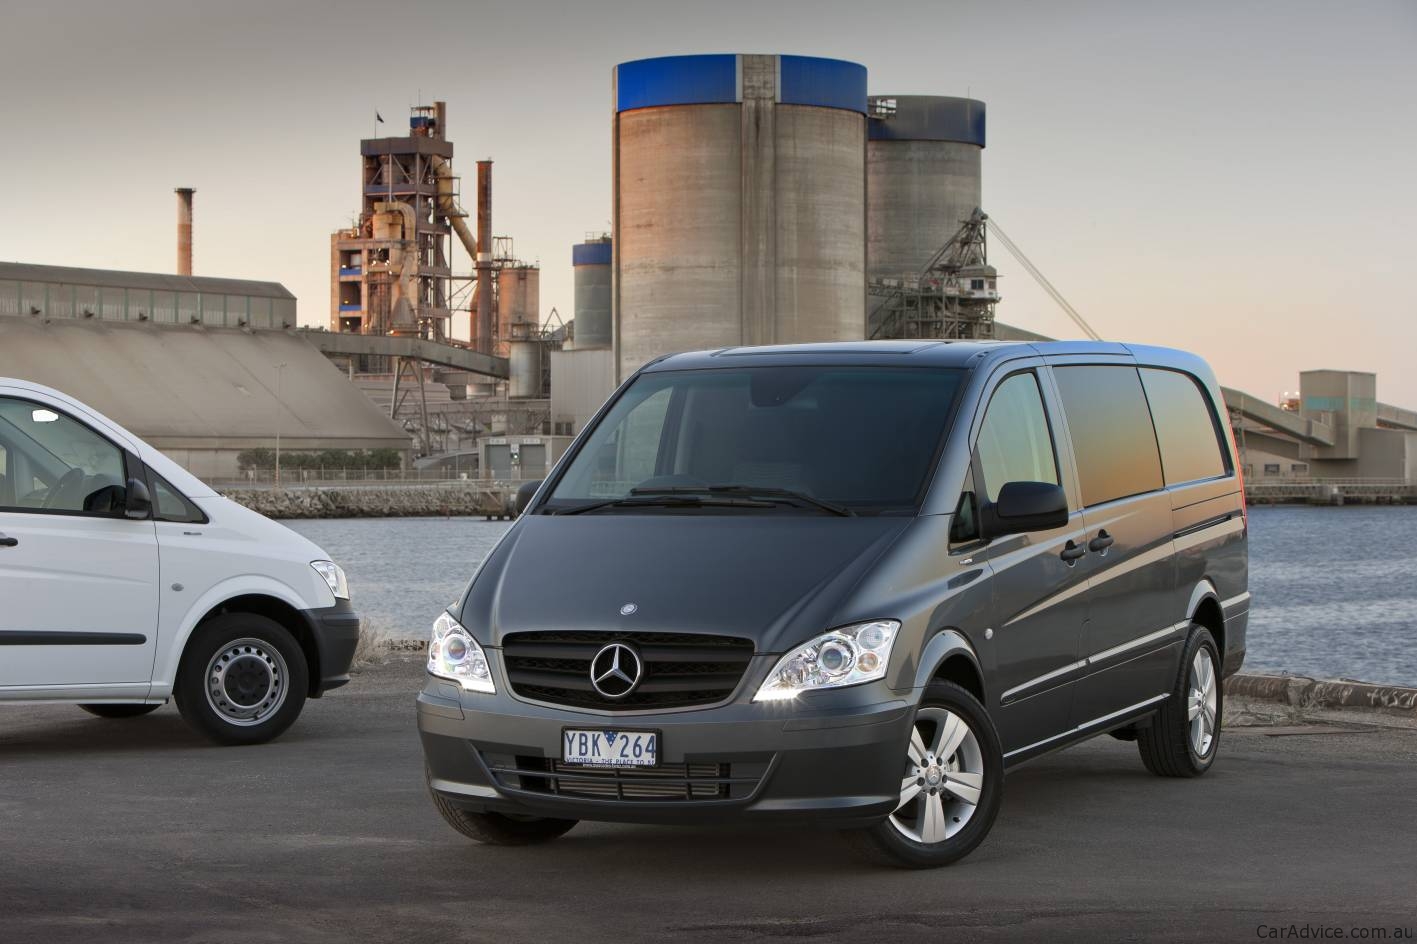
[753,620,900,702]
[427,611,494,694]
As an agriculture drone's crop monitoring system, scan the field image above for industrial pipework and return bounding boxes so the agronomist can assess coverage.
[175,187,195,276]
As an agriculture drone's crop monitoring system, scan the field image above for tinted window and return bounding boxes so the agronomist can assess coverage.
[975,372,1059,502]
[548,366,964,513]
[1052,366,1164,507]
[1139,368,1228,485]
[0,397,127,514]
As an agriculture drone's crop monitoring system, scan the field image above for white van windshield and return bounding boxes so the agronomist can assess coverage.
[545,366,964,516]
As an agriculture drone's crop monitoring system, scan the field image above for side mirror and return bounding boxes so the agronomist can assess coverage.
[515,479,543,515]
[980,481,1068,539]
[124,477,153,520]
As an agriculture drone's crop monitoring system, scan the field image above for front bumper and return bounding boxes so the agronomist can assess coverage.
[302,599,361,696]
[418,677,914,827]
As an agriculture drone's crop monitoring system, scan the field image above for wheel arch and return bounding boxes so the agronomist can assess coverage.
[914,629,986,706]
[1185,578,1225,660]
[153,577,322,697]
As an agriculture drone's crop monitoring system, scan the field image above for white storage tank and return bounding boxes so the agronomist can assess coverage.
[612,54,868,382]
[508,339,543,399]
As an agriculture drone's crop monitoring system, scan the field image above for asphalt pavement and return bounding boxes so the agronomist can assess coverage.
[2,656,1414,943]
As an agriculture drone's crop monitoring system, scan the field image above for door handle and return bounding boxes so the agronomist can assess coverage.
[1060,540,1086,564]
[1089,529,1114,553]
[0,533,18,548]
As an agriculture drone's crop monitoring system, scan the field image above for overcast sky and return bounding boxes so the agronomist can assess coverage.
[2,0,1413,404]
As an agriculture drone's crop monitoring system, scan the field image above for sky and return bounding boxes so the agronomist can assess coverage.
[2,0,1414,405]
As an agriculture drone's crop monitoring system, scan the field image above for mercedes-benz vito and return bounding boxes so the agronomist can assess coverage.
[0,378,360,745]
[418,341,1248,867]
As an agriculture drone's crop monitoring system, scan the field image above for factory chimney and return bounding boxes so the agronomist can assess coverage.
[475,161,494,353]
[175,187,195,276]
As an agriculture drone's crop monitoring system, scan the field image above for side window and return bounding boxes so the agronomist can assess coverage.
[975,372,1059,502]
[151,473,207,524]
[0,440,9,507]
[0,397,127,515]
[1138,368,1228,486]
[1052,366,1164,507]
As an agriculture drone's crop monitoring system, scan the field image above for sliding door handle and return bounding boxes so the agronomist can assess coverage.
[1088,529,1114,553]
[0,533,18,548]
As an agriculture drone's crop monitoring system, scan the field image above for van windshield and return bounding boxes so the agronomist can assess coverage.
[544,365,965,516]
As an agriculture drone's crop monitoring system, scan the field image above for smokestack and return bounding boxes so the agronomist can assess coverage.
[433,101,446,140]
[175,187,195,276]
[475,161,493,353]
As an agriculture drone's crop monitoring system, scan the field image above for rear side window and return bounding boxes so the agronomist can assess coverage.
[975,371,1059,502]
[1052,366,1164,507]
[1139,368,1228,485]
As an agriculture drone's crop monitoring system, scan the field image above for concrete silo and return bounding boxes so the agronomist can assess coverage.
[866,95,986,285]
[572,237,612,349]
[612,54,868,382]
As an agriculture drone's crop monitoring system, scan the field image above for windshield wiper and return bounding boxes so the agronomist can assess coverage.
[632,485,856,517]
[554,494,774,516]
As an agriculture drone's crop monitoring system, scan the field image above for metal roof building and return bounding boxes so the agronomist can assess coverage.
[0,262,297,330]
[0,263,409,480]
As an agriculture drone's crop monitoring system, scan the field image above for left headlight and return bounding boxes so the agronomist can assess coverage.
[310,560,349,600]
[753,620,900,702]
[427,611,494,694]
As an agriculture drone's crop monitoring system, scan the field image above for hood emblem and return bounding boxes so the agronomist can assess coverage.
[619,603,638,616]
[590,643,643,699]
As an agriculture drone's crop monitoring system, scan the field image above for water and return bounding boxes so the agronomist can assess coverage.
[286,505,1417,687]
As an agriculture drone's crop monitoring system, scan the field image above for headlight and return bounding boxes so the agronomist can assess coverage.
[427,611,494,694]
[310,560,349,600]
[753,620,900,702]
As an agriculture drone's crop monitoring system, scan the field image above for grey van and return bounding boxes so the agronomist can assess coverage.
[417,340,1248,867]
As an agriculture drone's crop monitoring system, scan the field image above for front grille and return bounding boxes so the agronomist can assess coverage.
[481,752,770,802]
[500,631,755,710]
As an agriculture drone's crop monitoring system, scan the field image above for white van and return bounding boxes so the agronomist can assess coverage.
[0,378,360,744]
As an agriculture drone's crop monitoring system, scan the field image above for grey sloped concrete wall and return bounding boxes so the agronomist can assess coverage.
[221,485,511,519]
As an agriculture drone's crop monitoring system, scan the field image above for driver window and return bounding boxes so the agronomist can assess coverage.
[975,372,1059,502]
[0,397,126,514]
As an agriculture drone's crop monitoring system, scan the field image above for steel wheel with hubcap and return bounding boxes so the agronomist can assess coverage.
[849,680,1003,868]
[175,613,308,745]
[1138,623,1222,777]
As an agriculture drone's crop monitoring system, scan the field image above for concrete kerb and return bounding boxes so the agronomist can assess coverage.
[1227,673,1417,720]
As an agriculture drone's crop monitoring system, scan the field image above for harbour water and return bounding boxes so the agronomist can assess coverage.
[286,505,1417,687]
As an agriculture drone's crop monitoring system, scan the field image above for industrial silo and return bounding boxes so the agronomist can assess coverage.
[572,237,612,348]
[496,265,540,357]
[508,339,543,399]
[866,95,986,285]
[612,54,868,382]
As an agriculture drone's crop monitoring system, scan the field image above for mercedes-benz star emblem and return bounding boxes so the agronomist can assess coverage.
[590,642,643,699]
[619,603,638,616]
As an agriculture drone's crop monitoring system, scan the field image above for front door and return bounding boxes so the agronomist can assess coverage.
[968,370,1089,757]
[0,393,159,690]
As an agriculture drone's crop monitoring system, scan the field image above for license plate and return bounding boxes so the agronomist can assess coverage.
[562,728,658,767]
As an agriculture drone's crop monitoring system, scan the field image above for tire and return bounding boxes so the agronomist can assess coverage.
[428,776,577,845]
[79,703,162,719]
[174,613,308,746]
[847,681,1004,868]
[1138,624,1221,777]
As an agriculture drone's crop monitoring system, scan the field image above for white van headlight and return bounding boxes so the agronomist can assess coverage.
[310,561,349,600]
[428,611,494,694]
[753,620,900,702]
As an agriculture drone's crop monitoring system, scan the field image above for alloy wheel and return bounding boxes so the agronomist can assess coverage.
[1187,647,1218,757]
[889,706,985,845]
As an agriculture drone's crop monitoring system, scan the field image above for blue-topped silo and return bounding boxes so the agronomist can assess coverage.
[572,237,613,349]
[611,54,868,381]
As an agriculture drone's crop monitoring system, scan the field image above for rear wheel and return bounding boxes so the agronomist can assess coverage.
[1138,624,1221,777]
[79,703,161,719]
[428,776,577,845]
[174,613,308,746]
[847,681,1003,868]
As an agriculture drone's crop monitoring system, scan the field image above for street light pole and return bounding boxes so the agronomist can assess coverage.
[274,362,287,487]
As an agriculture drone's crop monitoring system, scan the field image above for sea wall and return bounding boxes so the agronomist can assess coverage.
[221,484,514,519]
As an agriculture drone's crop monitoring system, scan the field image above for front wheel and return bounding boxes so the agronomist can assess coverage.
[1137,624,1221,777]
[174,614,309,746]
[847,681,1004,868]
[79,703,161,719]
